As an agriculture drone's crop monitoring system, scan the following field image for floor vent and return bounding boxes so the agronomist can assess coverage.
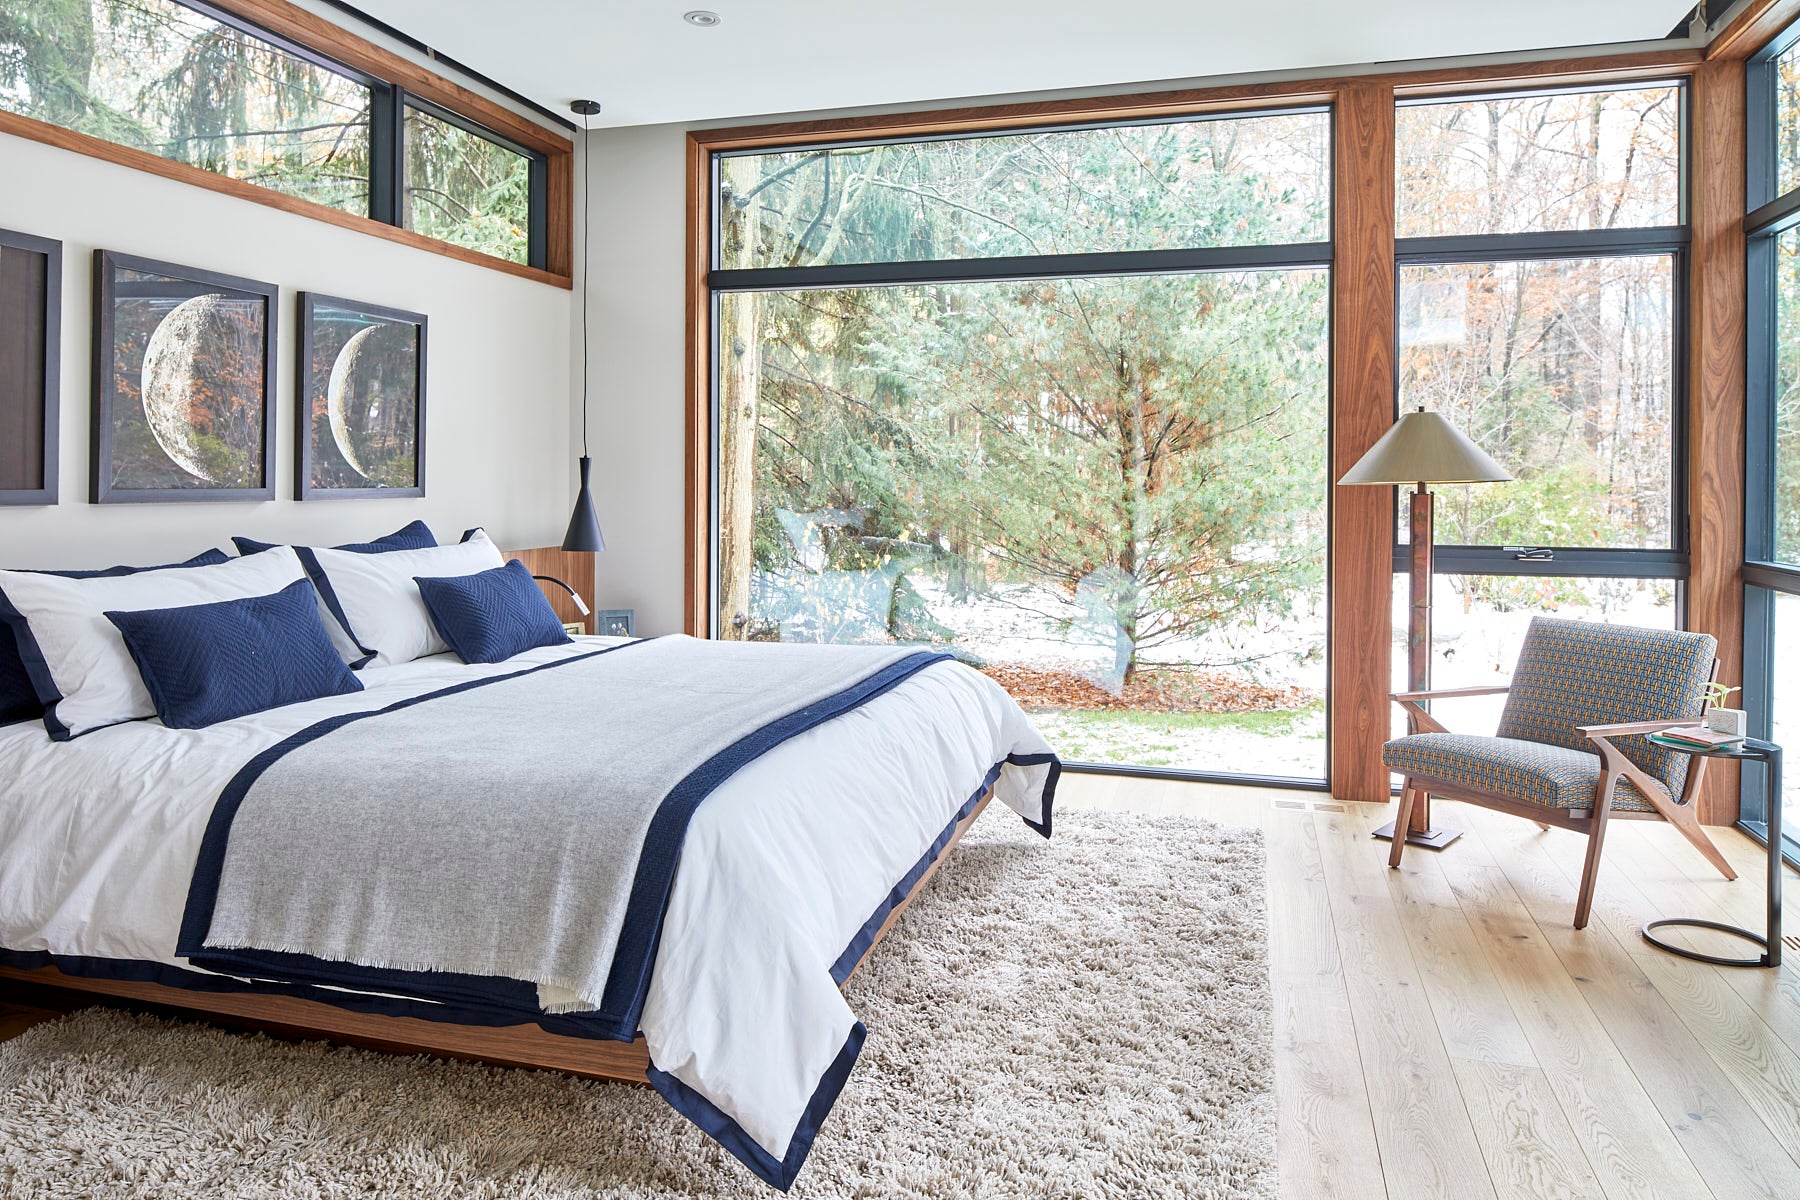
[1273,799,1346,813]
[1783,935,1800,956]
[1273,800,1309,810]
[1313,803,1346,813]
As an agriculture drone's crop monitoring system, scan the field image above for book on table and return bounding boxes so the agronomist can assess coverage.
[1652,726,1745,750]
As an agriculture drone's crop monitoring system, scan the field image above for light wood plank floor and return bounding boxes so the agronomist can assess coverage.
[1059,775,1800,1200]
[3,774,1797,1199]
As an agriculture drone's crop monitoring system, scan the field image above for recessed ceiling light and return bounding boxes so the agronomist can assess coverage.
[684,10,721,27]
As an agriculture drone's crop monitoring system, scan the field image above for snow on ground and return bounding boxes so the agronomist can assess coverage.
[756,566,1680,780]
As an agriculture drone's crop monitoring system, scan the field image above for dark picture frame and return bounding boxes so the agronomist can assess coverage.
[91,250,277,504]
[0,227,61,506]
[296,292,427,500]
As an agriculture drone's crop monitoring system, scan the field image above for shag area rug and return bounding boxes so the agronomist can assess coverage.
[0,809,1273,1199]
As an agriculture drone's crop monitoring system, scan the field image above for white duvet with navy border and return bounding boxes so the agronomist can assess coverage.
[0,636,1058,1189]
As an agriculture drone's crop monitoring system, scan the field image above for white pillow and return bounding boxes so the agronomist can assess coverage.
[0,547,311,739]
[304,530,505,668]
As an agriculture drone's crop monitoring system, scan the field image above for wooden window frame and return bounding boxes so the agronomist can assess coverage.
[683,45,1751,807]
[0,0,573,289]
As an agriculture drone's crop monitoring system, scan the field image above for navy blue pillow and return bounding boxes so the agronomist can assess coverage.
[414,560,572,665]
[104,579,363,730]
[0,549,231,727]
[233,520,436,558]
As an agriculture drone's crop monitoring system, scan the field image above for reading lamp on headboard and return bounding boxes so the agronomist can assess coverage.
[501,547,597,632]
[532,574,590,617]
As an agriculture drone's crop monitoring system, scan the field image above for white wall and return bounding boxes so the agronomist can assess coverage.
[0,130,573,569]
[581,124,690,632]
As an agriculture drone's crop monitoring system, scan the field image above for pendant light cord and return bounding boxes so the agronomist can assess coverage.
[580,109,592,458]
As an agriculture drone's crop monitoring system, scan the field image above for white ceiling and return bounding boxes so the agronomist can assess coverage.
[351,0,1701,130]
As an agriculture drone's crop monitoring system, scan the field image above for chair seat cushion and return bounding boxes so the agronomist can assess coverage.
[1383,732,1660,814]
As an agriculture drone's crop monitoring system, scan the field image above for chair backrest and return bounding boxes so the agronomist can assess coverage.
[1497,617,1717,798]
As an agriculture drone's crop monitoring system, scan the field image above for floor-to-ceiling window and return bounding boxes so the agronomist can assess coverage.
[1389,83,1688,737]
[708,111,1333,782]
[1745,30,1800,863]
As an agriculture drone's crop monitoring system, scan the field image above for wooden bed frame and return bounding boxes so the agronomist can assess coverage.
[0,792,993,1085]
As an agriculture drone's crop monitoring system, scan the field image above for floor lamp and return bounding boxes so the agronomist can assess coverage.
[1340,406,1512,849]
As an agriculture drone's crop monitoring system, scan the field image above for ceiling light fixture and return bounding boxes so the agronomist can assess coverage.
[561,97,605,555]
[683,10,721,27]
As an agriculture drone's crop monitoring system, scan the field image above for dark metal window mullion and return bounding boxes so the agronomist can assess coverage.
[368,84,402,227]
[1672,242,1693,560]
[709,241,1334,293]
[1395,226,1690,265]
[1392,546,1690,579]
[1747,190,1800,238]
[527,156,549,270]
[1745,562,1800,594]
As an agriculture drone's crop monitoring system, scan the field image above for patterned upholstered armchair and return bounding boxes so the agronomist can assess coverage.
[1383,618,1734,929]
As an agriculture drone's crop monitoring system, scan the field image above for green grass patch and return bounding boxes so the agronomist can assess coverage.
[1033,704,1323,739]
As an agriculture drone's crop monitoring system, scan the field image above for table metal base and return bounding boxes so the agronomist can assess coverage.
[1371,820,1462,851]
[1642,917,1772,968]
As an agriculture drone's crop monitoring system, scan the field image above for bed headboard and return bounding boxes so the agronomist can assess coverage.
[502,546,596,634]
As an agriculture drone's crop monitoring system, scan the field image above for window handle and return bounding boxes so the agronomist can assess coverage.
[1506,546,1555,562]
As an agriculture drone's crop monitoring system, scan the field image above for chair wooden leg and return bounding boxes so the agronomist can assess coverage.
[1389,782,1419,869]
[1660,802,1738,882]
[1573,783,1619,930]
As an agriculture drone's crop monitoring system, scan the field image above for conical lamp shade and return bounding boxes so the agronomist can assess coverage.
[1339,409,1513,486]
[561,456,606,552]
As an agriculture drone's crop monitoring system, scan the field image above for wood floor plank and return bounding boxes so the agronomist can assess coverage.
[1057,776,1799,1200]
[1421,824,1714,1200]
[1452,806,1800,1200]
[1267,808,1390,1200]
[1616,820,1798,956]
[1312,806,1499,1200]
[1366,809,1538,1068]
[1518,811,1800,1070]
[1622,820,1798,933]
[0,1003,59,1041]
[1355,806,1616,1197]
[1449,1059,1608,1200]
[1636,950,1800,1157]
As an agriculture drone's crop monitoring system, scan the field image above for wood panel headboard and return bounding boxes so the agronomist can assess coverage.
[502,547,596,634]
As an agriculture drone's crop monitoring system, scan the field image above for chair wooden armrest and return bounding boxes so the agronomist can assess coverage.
[1390,684,1511,736]
[1390,685,1512,702]
[1580,718,1695,818]
[1576,718,1692,738]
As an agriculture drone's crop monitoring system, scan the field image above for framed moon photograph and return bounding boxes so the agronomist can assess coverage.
[92,251,277,503]
[0,227,61,506]
[296,293,426,500]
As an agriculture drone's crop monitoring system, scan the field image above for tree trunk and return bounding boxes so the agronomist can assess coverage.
[716,189,763,640]
[1116,346,1146,686]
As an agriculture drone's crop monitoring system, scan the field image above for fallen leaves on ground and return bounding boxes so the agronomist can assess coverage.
[977,663,1317,715]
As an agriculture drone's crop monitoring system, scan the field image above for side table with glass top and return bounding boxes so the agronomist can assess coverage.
[1641,734,1782,968]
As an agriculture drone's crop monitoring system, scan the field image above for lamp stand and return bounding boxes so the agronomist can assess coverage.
[1372,486,1462,851]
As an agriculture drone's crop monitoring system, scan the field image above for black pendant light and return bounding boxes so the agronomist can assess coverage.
[562,98,606,553]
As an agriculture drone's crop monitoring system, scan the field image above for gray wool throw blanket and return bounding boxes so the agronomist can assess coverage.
[178,636,944,1033]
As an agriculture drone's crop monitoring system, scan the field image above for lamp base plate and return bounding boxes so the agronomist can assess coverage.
[1371,820,1462,851]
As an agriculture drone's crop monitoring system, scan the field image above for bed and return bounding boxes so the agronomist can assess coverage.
[0,537,1059,1191]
